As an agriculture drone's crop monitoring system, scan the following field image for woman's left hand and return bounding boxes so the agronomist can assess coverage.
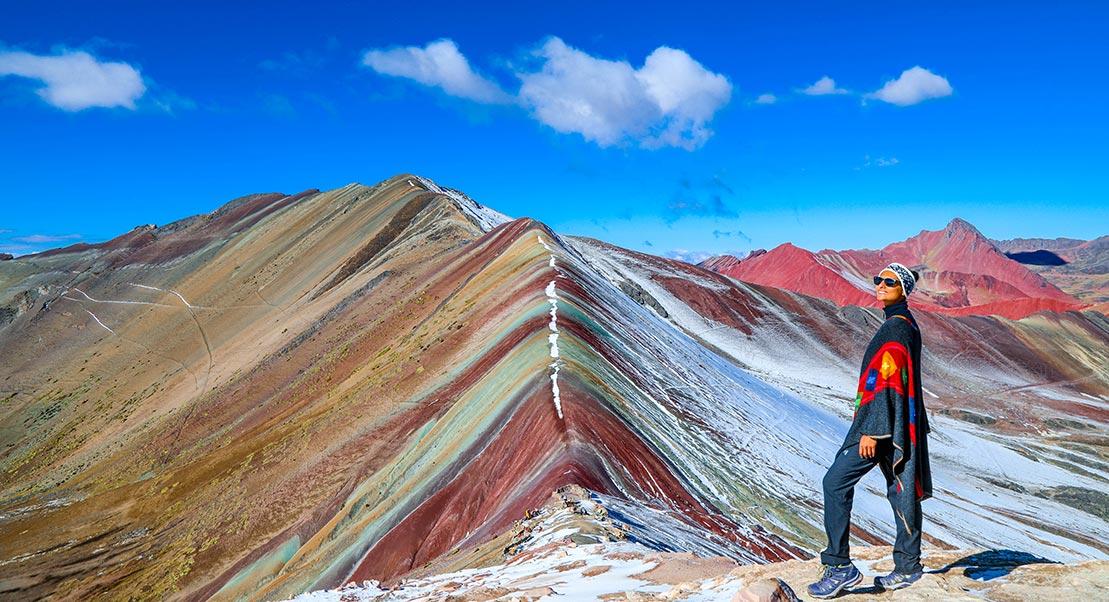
[859,435,878,459]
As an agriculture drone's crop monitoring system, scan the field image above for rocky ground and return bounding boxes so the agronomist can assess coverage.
[288,486,1108,601]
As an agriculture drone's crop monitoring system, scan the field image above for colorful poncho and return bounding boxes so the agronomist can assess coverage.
[844,298,933,501]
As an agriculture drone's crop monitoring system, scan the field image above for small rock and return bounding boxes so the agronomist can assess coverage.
[731,578,800,602]
[583,564,612,577]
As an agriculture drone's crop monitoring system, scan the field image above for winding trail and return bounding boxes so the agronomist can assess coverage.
[70,305,201,390]
[123,283,214,393]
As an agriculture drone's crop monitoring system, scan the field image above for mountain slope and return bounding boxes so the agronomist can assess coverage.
[0,176,1105,600]
[700,218,1090,319]
[994,234,1109,314]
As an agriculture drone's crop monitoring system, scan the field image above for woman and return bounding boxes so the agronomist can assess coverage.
[807,263,933,598]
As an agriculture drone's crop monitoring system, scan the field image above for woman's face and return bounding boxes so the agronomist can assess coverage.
[875,269,905,306]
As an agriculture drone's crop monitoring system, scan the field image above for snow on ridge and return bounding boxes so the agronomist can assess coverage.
[411,175,512,232]
[538,233,563,419]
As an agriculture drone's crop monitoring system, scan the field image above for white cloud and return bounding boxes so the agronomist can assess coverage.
[860,155,900,169]
[801,75,847,96]
[148,88,196,115]
[11,233,82,244]
[516,37,731,149]
[867,66,952,106]
[1,232,83,257]
[359,36,730,149]
[754,93,777,105]
[0,49,146,110]
[361,39,510,103]
[664,248,716,264]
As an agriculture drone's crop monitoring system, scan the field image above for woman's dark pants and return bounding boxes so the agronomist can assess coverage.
[819,441,923,573]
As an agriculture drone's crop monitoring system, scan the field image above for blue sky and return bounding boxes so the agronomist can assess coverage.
[2,1,1106,259]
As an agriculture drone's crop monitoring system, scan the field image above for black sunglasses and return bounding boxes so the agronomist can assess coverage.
[873,276,901,287]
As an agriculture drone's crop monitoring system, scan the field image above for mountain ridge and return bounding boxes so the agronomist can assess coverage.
[699,217,1093,319]
[1,175,1105,600]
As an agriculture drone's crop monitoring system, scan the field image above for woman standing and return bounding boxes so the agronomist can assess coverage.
[807,263,933,598]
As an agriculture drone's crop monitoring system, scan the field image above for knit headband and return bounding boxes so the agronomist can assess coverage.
[884,262,916,296]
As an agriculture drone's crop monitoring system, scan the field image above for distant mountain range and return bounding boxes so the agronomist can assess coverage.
[1,175,1104,599]
[992,234,1109,314]
[698,217,1105,320]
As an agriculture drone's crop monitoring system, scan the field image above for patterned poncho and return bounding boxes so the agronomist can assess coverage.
[844,299,933,501]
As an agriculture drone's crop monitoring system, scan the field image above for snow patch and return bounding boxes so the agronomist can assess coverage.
[412,175,512,232]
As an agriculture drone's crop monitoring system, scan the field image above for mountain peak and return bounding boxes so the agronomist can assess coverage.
[697,254,742,271]
[407,173,513,232]
[943,217,986,238]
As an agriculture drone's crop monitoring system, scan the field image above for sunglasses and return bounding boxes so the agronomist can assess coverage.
[873,276,901,287]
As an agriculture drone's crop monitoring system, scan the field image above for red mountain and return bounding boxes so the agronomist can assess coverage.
[700,218,1087,320]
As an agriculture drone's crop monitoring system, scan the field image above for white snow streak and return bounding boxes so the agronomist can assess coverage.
[538,233,563,419]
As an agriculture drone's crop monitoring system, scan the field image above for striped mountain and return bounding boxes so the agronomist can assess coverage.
[1,175,1105,600]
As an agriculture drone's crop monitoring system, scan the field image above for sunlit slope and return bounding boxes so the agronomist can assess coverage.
[1,174,1105,602]
[1,174,504,598]
[1,175,803,599]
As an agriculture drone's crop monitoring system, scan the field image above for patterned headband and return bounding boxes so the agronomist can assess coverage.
[885,262,916,296]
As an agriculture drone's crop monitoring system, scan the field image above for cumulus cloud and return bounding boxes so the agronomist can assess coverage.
[0,48,146,110]
[801,75,847,96]
[867,66,952,106]
[359,37,730,149]
[754,93,777,105]
[361,38,510,103]
[516,37,732,149]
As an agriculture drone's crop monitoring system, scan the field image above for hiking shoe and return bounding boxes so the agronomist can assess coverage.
[874,569,923,590]
[806,562,862,598]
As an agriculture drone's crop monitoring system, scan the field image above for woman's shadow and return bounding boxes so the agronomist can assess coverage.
[844,549,1059,595]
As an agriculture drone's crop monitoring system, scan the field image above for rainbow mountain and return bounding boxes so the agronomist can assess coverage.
[1,175,1105,600]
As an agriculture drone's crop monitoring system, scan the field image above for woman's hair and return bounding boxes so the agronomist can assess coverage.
[910,269,920,282]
